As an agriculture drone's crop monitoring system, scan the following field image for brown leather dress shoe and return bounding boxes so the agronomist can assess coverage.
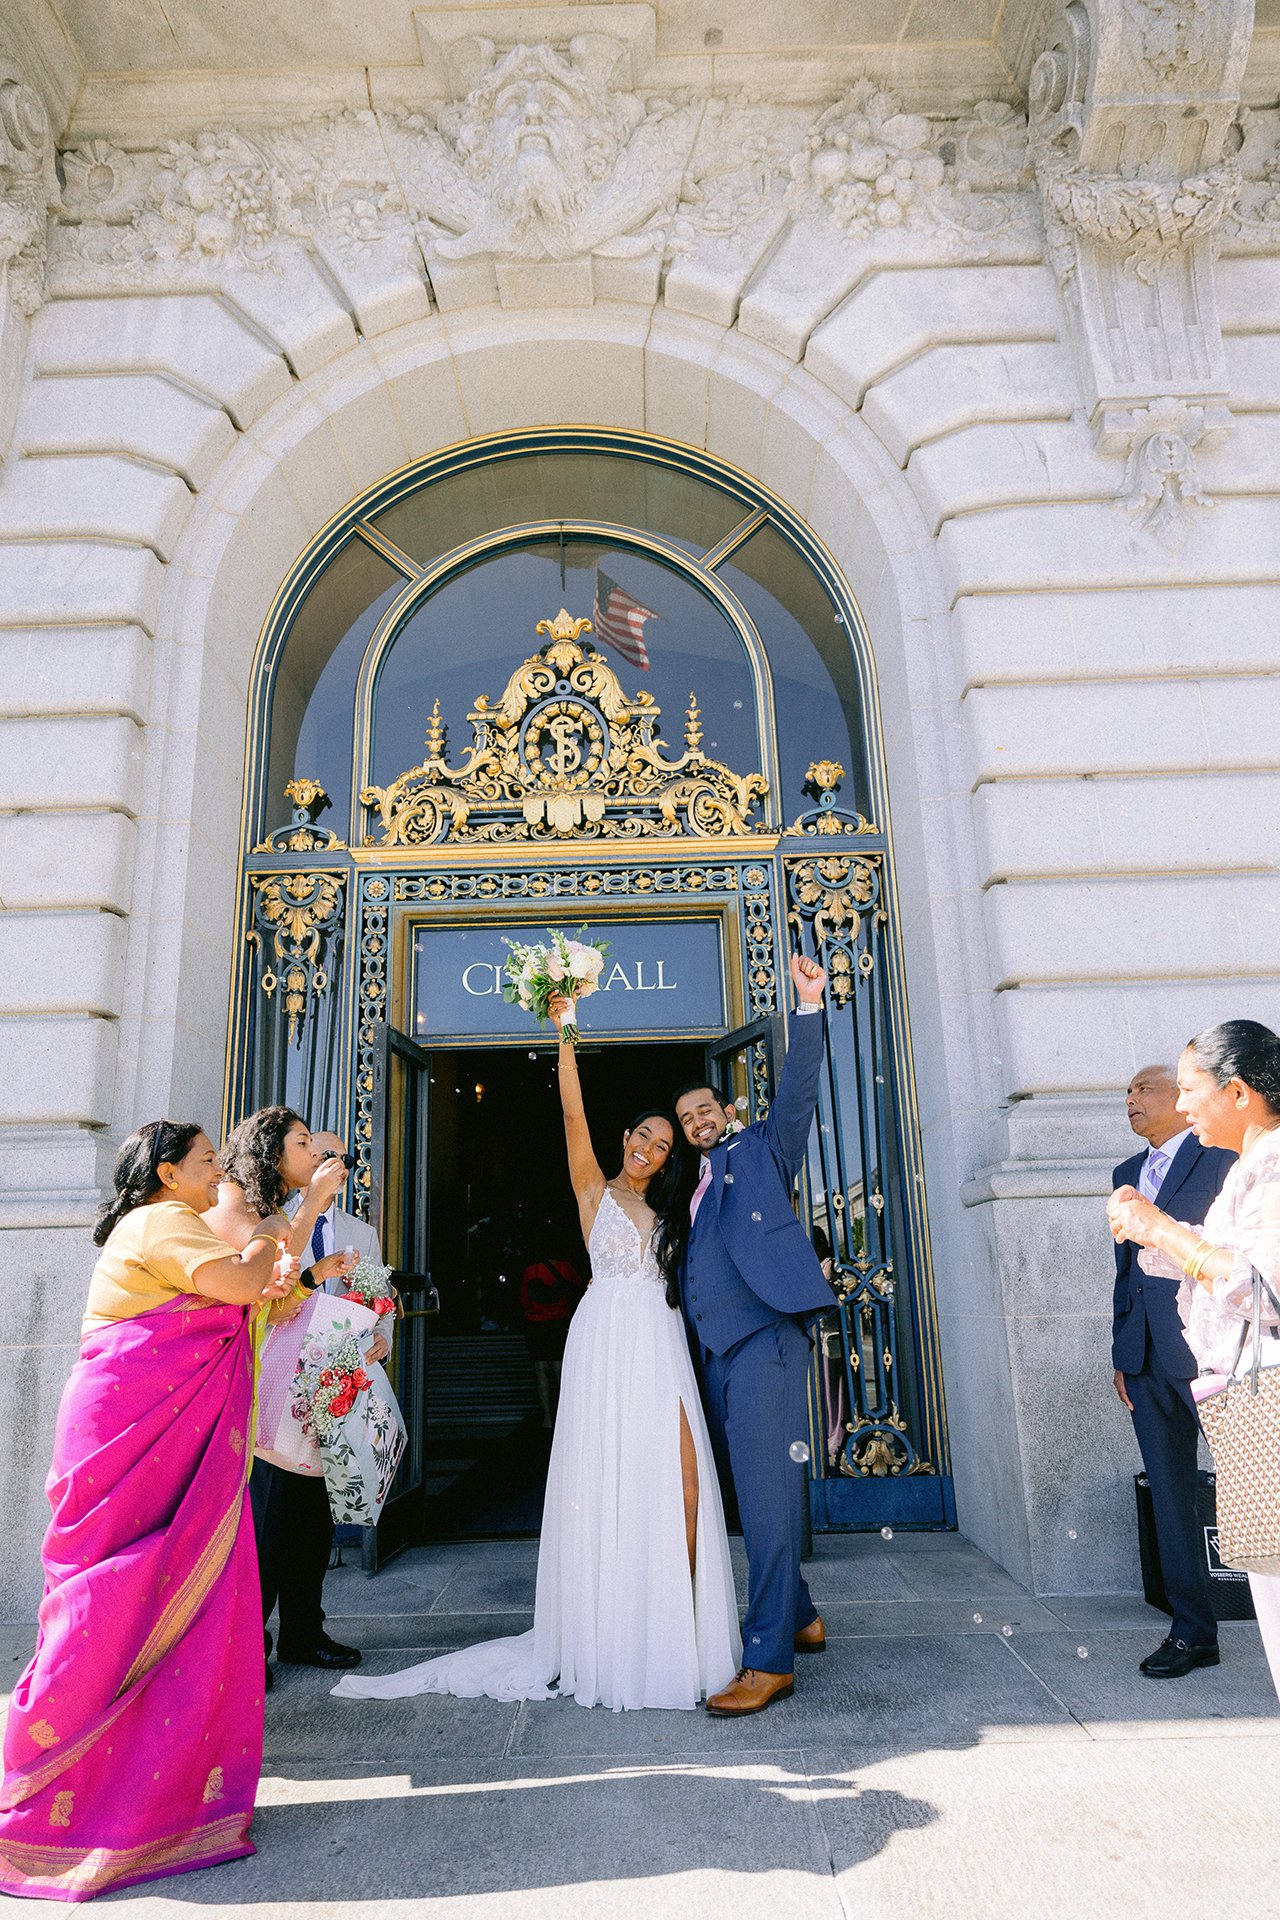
[794,1616,826,1654]
[706,1668,794,1716]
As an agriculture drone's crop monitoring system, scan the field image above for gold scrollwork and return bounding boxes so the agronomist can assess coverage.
[359,611,769,847]
[249,870,346,1044]
[785,853,880,1005]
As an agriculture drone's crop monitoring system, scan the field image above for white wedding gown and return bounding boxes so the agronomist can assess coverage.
[332,1190,742,1711]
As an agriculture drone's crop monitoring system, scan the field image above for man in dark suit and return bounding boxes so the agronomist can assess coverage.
[674,952,838,1717]
[1113,1064,1234,1677]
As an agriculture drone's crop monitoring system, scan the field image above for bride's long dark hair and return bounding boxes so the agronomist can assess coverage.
[622,1108,696,1310]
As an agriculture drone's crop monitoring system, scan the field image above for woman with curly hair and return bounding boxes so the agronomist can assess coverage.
[206,1108,365,1683]
[0,1121,298,1901]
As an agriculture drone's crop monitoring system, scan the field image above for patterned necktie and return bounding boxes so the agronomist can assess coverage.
[690,1157,712,1224]
[310,1212,327,1263]
[1143,1149,1168,1202]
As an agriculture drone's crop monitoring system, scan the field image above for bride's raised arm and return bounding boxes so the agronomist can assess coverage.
[550,994,606,1225]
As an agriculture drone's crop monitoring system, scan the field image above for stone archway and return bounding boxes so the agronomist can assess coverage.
[125,303,1019,1579]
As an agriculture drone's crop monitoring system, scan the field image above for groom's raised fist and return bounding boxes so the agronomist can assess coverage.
[790,952,827,1004]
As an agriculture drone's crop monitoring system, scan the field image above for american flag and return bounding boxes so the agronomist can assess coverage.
[592,566,659,671]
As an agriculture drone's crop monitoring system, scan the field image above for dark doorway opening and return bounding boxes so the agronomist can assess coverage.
[423,1039,706,1538]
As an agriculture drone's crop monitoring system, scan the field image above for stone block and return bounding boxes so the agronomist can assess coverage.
[0,1014,118,1125]
[1224,334,1280,411]
[707,333,787,478]
[365,336,470,464]
[0,626,149,721]
[312,236,433,339]
[0,912,129,1016]
[0,541,164,634]
[807,263,1061,410]
[862,342,1075,468]
[30,294,291,430]
[0,454,192,562]
[0,715,145,814]
[983,874,1277,985]
[915,414,1280,532]
[220,254,358,379]
[1218,253,1280,334]
[15,374,237,488]
[0,1318,78,1617]
[0,813,137,912]
[964,677,1280,783]
[974,771,1280,882]
[642,309,723,447]
[995,980,1280,1098]
[445,311,648,437]
[955,582,1280,685]
[940,498,1280,599]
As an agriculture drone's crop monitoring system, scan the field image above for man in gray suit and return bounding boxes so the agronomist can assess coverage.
[255,1127,389,1684]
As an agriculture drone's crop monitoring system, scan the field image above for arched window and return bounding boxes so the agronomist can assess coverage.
[250,435,877,855]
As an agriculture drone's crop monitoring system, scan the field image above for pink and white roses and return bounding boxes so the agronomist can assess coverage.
[503,928,609,1046]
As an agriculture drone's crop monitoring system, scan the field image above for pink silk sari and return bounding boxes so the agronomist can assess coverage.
[0,1296,265,1900]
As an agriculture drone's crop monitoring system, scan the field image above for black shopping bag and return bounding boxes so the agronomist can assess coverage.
[1135,1470,1256,1622]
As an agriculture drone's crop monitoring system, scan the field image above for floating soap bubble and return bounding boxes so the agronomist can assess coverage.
[1067,1529,1078,1540]
[1000,1624,1013,1638]
[880,1527,894,1541]
[788,1441,811,1464]
[1076,1647,1089,1660]
[972,1613,983,1625]
[528,1052,538,1060]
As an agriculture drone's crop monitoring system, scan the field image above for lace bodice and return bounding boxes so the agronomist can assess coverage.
[588,1189,664,1292]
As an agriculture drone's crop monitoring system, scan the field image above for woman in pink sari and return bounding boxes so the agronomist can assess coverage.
[0,1120,298,1901]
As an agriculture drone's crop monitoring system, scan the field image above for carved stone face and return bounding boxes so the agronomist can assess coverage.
[455,47,616,238]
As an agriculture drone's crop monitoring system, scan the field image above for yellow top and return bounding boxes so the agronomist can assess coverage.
[82,1200,232,1336]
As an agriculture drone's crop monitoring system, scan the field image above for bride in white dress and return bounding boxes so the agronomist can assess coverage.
[333,1001,741,1711]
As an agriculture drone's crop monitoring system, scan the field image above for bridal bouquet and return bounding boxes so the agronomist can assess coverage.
[337,1257,397,1342]
[503,928,609,1046]
[291,1331,372,1444]
[288,1316,407,1525]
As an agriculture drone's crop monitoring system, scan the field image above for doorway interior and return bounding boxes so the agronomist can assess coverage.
[423,1039,706,1538]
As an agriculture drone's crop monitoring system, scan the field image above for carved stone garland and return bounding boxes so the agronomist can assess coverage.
[360,610,769,847]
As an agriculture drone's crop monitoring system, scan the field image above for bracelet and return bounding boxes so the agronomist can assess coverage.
[1184,1239,1216,1285]
[245,1228,285,1259]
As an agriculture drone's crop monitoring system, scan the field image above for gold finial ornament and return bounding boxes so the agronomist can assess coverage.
[535,608,595,673]
[361,613,769,847]
[284,775,329,814]
[424,699,446,763]
[805,759,845,796]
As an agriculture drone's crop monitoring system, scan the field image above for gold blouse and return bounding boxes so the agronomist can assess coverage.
[82,1201,231,1336]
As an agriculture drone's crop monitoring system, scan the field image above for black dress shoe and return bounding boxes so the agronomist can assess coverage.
[1140,1636,1220,1679]
[277,1632,362,1671]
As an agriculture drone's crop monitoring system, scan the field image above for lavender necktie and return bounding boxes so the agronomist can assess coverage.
[690,1157,712,1224]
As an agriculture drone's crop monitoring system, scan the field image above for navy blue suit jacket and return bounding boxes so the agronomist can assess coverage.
[1111,1134,1234,1376]
[681,1009,838,1354]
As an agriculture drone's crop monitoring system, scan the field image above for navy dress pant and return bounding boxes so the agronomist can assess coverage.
[700,1318,818,1674]
[1125,1349,1217,1647]
[250,1457,333,1657]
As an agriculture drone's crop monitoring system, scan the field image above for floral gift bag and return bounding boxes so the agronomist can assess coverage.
[255,1295,406,1522]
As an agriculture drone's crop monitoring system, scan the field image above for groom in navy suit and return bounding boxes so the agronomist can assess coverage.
[1113,1064,1234,1678]
[675,952,838,1716]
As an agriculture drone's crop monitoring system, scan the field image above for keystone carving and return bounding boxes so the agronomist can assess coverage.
[385,36,700,267]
